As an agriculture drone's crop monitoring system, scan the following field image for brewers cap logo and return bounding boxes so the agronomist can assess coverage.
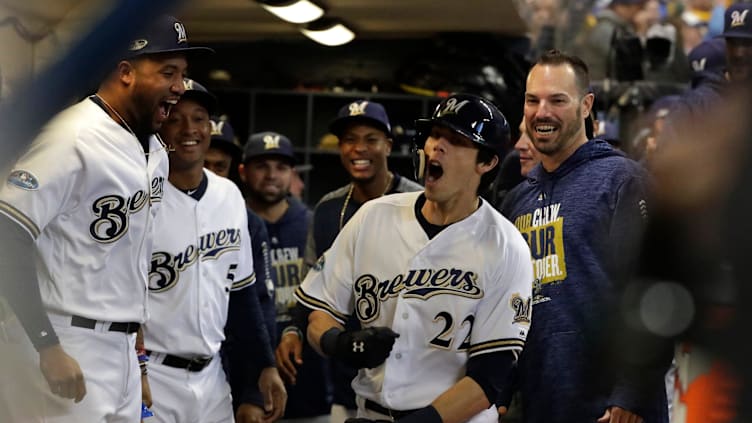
[263,134,281,150]
[174,22,188,43]
[691,57,707,72]
[438,98,470,116]
[348,101,369,116]
[210,120,225,136]
[183,79,195,91]
[731,9,749,27]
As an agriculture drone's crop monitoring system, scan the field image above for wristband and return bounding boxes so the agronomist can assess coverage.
[320,327,343,357]
[282,325,304,341]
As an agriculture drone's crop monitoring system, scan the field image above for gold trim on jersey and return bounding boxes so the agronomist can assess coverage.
[468,338,525,356]
[0,200,40,238]
[294,286,349,324]
[231,272,256,291]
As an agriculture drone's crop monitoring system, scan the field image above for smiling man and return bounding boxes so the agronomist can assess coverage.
[500,50,668,423]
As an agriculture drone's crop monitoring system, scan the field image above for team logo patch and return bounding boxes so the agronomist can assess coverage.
[312,255,325,272]
[7,170,39,190]
[510,293,532,324]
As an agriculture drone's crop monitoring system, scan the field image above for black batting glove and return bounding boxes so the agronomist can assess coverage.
[320,326,399,369]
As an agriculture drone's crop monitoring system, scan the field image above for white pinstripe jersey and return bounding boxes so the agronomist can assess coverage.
[295,191,533,411]
[0,98,168,323]
[143,170,254,357]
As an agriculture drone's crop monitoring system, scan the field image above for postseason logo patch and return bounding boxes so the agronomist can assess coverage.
[7,170,39,190]
[312,254,325,272]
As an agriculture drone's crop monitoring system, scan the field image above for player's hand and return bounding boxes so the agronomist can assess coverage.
[258,366,287,422]
[275,331,303,385]
[141,372,152,408]
[328,327,400,369]
[39,344,86,402]
[597,406,644,423]
[235,403,267,423]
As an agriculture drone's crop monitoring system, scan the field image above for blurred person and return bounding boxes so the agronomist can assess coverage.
[240,132,330,422]
[296,93,532,423]
[278,100,422,422]
[290,164,312,202]
[0,15,204,422]
[500,50,670,423]
[205,116,279,414]
[147,78,286,423]
[721,2,752,83]
[516,117,541,177]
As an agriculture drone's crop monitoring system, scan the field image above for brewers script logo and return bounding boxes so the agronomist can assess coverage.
[89,177,164,243]
[731,9,749,27]
[263,134,281,150]
[437,98,469,117]
[174,22,188,43]
[149,228,242,292]
[353,268,482,323]
[513,203,567,290]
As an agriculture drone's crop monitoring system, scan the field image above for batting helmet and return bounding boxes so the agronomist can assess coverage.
[413,93,510,157]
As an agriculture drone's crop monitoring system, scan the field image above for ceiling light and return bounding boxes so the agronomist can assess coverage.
[258,0,324,24]
[300,18,355,46]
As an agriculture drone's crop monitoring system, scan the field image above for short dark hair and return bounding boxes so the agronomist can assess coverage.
[477,146,500,195]
[535,50,591,95]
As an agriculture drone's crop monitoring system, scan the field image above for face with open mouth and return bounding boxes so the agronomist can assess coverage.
[338,123,392,183]
[524,63,591,160]
[129,54,188,135]
[159,98,211,170]
[422,125,486,203]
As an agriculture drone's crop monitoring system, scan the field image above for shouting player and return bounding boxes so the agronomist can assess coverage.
[144,78,286,423]
[295,93,533,423]
[0,15,205,422]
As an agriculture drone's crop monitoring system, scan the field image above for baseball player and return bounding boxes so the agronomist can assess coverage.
[295,94,533,423]
[144,78,286,423]
[285,99,422,422]
[0,15,208,422]
[205,116,279,412]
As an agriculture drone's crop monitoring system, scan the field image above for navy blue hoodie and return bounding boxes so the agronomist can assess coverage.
[501,140,668,423]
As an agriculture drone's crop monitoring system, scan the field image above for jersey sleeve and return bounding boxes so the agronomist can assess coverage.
[468,230,534,358]
[294,203,366,325]
[231,198,256,291]
[0,132,82,239]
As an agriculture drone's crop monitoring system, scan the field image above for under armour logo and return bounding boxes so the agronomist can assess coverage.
[263,134,281,149]
[348,101,369,116]
[731,9,749,27]
[210,120,225,136]
[438,98,470,116]
[691,57,706,72]
[353,341,365,353]
[174,22,188,43]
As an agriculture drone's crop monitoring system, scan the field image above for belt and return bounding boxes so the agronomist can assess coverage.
[149,351,213,372]
[364,399,419,420]
[70,315,140,334]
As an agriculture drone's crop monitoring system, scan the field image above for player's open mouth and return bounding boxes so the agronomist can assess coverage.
[159,99,178,119]
[426,160,443,181]
[350,159,371,171]
[534,124,557,136]
[181,140,199,147]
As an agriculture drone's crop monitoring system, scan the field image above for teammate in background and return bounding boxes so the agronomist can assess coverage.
[239,133,329,422]
[205,117,278,411]
[0,15,202,422]
[146,79,286,423]
[295,93,532,423]
[276,100,422,422]
[515,117,540,177]
[500,50,668,422]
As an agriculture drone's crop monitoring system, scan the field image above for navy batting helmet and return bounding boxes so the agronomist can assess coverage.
[413,93,510,157]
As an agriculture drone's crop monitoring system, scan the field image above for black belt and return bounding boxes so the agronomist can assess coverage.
[364,399,419,420]
[149,351,213,372]
[71,315,140,334]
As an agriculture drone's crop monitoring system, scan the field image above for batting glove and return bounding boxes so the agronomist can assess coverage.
[321,326,399,369]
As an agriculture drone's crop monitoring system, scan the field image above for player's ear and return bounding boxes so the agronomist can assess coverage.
[476,154,499,176]
[117,60,136,86]
[238,163,247,183]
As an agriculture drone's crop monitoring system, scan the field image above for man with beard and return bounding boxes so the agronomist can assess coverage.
[239,132,330,421]
[0,15,204,422]
[500,50,670,423]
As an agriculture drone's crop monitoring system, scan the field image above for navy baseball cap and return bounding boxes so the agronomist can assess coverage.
[688,38,727,78]
[329,100,392,138]
[181,78,217,115]
[244,132,296,164]
[126,15,214,58]
[722,3,752,39]
[210,117,242,159]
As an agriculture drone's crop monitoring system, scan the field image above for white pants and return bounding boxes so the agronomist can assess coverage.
[355,396,499,423]
[0,313,140,423]
[147,352,233,423]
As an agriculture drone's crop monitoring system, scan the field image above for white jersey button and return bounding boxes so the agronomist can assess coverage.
[395,353,402,359]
